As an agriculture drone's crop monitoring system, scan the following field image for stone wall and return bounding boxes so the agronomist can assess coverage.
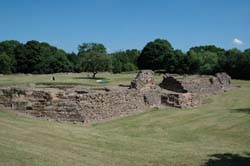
[160,72,231,94]
[0,71,232,123]
[0,87,147,123]
[130,70,156,90]
[161,92,200,108]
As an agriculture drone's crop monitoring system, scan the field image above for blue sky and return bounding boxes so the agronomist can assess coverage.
[0,0,249,53]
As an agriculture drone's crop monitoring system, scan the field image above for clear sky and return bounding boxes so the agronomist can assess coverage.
[0,0,249,53]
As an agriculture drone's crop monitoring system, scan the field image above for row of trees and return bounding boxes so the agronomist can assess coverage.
[138,39,250,80]
[0,40,139,78]
[0,39,249,79]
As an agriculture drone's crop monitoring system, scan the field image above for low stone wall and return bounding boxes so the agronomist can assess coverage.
[0,87,148,123]
[0,71,232,123]
[161,92,200,108]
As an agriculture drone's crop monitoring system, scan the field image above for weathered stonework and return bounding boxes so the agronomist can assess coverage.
[216,72,231,89]
[161,91,200,108]
[130,70,156,90]
[0,87,147,123]
[0,70,232,123]
[159,72,231,94]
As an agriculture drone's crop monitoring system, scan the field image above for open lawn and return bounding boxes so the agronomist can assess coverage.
[0,72,138,87]
[0,72,163,87]
[0,75,250,166]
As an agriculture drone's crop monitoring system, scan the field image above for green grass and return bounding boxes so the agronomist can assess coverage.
[0,77,250,165]
[0,72,138,87]
[0,72,164,87]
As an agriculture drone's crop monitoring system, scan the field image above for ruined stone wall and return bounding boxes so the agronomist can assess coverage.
[0,87,147,123]
[160,72,231,94]
[0,71,232,123]
[161,92,200,108]
[130,70,156,90]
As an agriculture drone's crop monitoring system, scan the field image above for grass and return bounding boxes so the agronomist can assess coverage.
[0,72,136,87]
[0,75,250,165]
[0,72,164,87]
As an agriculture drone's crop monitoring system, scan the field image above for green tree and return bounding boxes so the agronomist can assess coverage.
[81,52,112,78]
[15,40,63,73]
[67,52,81,72]
[221,48,250,79]
[186,45,225,74]
[137,39,174,70]
[187,50,219,75]
[111,49,139,73]
[15,40,45,73]
[15,44,29,73]
[36,49,72,74]
[78,43,106,56]
[0,53,12,74]
[0,40,22,72]
[125,49,140,65]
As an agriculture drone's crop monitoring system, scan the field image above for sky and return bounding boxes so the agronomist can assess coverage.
[0,0,249,53]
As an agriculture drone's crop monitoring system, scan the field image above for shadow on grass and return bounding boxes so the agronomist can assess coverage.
[205,153,250,166]
[36,82,95,87]
[231,108,250,114]
[73,77,108,80]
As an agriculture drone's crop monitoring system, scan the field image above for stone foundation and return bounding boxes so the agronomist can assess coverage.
[0,71,232,123]
[0,87,147,123]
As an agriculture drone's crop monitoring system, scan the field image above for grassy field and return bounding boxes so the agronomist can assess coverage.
[0,72,163,87]
[0,74,250,166]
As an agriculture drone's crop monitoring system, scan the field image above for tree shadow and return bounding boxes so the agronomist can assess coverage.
[73,77,107,80]
[230,108,250,114]
[204,153,250,166]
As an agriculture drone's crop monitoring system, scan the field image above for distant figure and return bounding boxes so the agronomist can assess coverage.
[52,76,55,81]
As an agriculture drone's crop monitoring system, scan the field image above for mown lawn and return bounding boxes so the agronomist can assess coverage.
[0,72,164,87]
[0,72,138,87]
[0,78,250,166]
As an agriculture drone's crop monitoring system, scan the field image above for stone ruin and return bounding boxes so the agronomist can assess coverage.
[159,72,231,94]
[0,71,232,124]
[131,70,156,90]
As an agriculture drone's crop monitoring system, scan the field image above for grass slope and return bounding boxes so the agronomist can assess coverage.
[0,80,250,166]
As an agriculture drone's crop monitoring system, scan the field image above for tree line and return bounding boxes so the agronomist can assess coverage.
[0,40,139,78]
[0,39,249,79]
[138,39,250,80]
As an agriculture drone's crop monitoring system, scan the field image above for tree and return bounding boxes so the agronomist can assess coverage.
[36,49,72,74]
[15,44,29,73]
[78,43,106,56]
[186,50,220,75]
[125,49,140,65]
[67,52,81,72]
[15,40,63,73]
[0,53,12,74]
[186,45,225,75]
[137,39,174,70]
[111,49,139,73]
[188,45,225,56]
[221,48,250,79]
[81,52,111,78]
[15,40,45,73]
[0,40,22,72]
